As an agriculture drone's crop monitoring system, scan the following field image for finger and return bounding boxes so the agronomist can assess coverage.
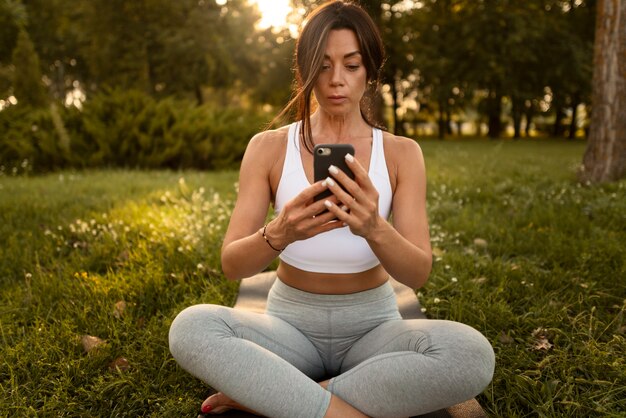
[293,180,330,205]
[306,199,341,223]
[327,166,359,199]
[344,153,370,185]
[296,195,342,232]
[296,205,345,239]
[326,179,370,220]
[307,193,339,217]
[323,175,359,210]
[315,217,347,234]
[323,199,351,224]
[329,162,373,203]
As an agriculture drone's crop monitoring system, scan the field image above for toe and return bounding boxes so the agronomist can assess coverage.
[200,395,216,413]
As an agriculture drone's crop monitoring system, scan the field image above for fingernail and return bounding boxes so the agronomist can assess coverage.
[328,165,339,175]
[202,404,212,413]
[322,179,327,187]
[341,205,348,211]
[324,200,333,208]
[325,177,335,187]
[345,153,354,163]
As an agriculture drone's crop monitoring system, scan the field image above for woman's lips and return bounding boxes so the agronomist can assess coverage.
[328,95,347,103]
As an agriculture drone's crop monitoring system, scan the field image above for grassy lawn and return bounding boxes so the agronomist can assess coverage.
[1,139,624,417]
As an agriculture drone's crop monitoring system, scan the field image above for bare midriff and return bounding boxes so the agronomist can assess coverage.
[276,262,389,294]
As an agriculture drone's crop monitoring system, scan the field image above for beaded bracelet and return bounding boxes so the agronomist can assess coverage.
[261,223,285,252]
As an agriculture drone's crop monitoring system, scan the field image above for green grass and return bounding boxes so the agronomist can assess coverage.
[1,139,624,417]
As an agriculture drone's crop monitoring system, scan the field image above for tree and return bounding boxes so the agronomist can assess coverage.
[21,0,89,101]
[539,0,595,139]
[412,0,468,139]
[0,0,25,63]
[11,29,47,107]
[0,0,26,98]
[580,0,626,183]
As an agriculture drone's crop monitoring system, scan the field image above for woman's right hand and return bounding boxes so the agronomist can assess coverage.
[264,180,346,249]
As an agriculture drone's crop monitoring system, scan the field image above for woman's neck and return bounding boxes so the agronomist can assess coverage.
[310,109,371,143]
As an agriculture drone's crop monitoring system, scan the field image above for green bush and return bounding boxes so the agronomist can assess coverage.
[77,88,270,170]
[0,89,271,173]
[0,105,73,173]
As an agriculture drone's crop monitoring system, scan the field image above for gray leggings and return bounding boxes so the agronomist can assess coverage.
[169,279,495,418]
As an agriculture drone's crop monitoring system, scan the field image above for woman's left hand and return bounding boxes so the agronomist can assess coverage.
[323,153,382,238]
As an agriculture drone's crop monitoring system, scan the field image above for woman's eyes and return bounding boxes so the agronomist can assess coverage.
[320,64,361,71]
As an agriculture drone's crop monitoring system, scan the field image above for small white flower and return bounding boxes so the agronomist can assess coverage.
[434,298,441,304]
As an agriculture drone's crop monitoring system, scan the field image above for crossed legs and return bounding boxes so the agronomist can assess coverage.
[169,304,494,418]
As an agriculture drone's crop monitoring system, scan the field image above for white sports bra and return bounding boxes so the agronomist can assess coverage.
[274,121,392,273]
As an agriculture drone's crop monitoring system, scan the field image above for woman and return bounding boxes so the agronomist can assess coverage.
[169,2,495,417]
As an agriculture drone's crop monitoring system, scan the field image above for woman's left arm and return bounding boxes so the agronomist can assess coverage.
[323,137,432,289]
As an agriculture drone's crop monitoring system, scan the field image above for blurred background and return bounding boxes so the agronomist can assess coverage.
[0,0,596,173]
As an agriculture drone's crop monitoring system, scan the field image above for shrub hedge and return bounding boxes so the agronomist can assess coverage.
[0,89,272,173]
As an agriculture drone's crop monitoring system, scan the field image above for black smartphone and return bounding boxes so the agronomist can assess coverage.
[313,143,355,201]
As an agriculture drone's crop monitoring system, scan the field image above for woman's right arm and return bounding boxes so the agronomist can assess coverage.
[220,131,341,280]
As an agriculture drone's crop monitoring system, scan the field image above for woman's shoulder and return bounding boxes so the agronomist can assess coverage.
[250,124,291,147]
[245,124,291,158]
[381,131,424,162]
[380,132,426,193]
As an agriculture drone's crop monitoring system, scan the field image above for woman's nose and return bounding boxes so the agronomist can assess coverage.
[330,67,344,86]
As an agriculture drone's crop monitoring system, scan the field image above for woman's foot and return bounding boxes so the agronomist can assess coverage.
[198,391,262,416]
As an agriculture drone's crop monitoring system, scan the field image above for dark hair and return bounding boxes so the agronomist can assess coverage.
[274,1,385,153]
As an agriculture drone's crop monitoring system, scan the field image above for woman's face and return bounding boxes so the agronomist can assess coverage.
[313,29,367,117]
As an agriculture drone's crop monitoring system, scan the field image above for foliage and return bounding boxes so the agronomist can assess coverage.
[11,29,47,107]
[0,0,596,138]
[0,0,25,62]
[0,90,272,173]
[0,104,70,172]
[0,141,624,416]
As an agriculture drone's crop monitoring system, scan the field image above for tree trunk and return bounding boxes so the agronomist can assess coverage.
[195,84,204,106]
[445,108,453,135]
[581,0,626,183]
[525,100,534,137]
[437,98,446,139]
[569,95,580,140]
[512,96,523,139]
[456,120,463,136]
[487,89,502,139]
[552,100,565,137]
